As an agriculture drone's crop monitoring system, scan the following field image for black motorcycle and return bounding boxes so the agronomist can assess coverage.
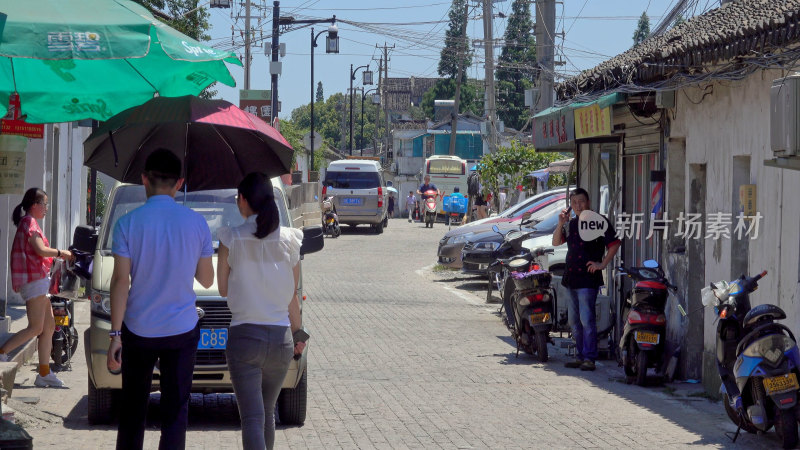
[617,260,676,386]
[49,227,96,368]
[499,247,556,362]
[484,214,538,304]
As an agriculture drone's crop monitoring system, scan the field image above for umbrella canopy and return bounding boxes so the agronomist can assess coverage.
[0,0,242,124]
[83,96,294,191]
[386,186,398,194]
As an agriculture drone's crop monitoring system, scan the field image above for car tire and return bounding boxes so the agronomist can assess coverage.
[375,220,384,234]
[88,376,116,425]
[383,216,388,228]
[277,369,307,425]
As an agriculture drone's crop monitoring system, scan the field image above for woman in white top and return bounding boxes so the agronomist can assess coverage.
[217,172,305,450]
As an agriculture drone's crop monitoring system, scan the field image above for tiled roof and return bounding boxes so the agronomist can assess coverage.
[383,77,439,111]
[557,0,800,99]
[393,120,429,130]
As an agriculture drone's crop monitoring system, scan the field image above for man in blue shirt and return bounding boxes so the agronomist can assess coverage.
[108,149,214,450]
[416,175,440,199]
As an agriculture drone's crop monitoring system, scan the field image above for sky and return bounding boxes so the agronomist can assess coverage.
[206,0,720,120]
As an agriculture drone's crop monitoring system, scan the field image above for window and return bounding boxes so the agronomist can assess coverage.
[323,171,381,189]
[427,159,464,175]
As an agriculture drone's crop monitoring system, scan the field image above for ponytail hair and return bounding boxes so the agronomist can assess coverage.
[237,172,279,239]
[13,187,46,227]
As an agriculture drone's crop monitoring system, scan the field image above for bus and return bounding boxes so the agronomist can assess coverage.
[423,155,469,214]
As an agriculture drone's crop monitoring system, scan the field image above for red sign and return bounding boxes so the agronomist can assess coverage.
[1,120,44,139]
[1,93,44,138]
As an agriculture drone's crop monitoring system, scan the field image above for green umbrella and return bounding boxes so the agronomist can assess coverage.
[0,0,242,124]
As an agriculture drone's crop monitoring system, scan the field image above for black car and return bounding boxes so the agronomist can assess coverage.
[460,211,561,275]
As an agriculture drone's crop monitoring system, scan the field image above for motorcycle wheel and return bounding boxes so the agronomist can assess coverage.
[51,333,64,367]
[535,332,549,362]
[635,350,648,386]
[486,274,493,303]
[624,340,635,378]
[69,326,79,361]
[775,405,799,448]
[722,393,758,434]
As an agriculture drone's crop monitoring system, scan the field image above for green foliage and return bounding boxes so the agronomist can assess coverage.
[632,12,650,46]
[288,92,386,154]
[438,0,471,81]
[477,141,563,197]
[496,0,536,131]
[316,82,324,103]
[421,79,482,120]
[277,119,303,166]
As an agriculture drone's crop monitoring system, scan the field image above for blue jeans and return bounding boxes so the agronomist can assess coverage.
[227,324,294,450]
[567,288,599,362]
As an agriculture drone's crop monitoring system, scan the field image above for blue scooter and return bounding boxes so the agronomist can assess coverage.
[704,271,800,448]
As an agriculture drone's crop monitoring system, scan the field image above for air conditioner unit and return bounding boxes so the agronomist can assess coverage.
[771,74,800,156]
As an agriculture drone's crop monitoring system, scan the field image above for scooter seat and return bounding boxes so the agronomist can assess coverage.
[736,321,796,357]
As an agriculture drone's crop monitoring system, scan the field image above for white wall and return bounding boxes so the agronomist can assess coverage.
[670,69,800,356]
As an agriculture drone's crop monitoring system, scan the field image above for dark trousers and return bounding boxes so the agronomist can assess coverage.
[117,323,200,450]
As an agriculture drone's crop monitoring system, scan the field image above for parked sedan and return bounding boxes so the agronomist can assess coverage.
[460,210,563,275]
[437,188,569,269]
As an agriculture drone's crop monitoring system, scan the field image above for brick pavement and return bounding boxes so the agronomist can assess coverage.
[9,218,781,448]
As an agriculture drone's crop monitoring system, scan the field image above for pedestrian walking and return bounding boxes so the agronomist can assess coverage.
[406,191,417,222]
[216,173,305,450]
[387,194,395,218]
[107,149,214,450]
[0,187,72,388]
[552,188,620,372]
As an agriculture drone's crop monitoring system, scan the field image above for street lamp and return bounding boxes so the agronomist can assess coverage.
[310,22,339,178]
[349,63,372,154]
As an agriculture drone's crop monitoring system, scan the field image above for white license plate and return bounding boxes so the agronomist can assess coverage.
[198,328,228,349]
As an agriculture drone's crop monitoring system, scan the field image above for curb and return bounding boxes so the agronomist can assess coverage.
[0,338,37,401]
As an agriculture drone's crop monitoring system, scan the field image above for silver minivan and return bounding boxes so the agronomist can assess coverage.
[322,159,388,233]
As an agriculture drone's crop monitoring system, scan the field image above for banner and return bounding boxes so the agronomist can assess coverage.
[0,135,27,194]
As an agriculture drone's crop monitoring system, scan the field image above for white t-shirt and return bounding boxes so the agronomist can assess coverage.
[218,217,303,327]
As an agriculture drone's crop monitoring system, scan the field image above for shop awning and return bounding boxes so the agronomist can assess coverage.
[533,92,625,151]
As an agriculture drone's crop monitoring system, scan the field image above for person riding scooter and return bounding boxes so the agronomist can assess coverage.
[417,176,441,228]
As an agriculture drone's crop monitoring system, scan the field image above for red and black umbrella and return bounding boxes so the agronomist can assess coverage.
[83,95,294,191]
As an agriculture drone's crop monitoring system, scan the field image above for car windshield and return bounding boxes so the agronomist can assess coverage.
[323,171,381,189]
[101,185,289,252]
[532,210,562,233]
[499,191,563,218]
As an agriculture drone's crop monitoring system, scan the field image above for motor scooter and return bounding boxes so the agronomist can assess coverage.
[422,189,438,228]
[703,271,800,448]
[617,260,677,386]
[48,249,93,368]
[501,246,556,362]
[321,196,341,238]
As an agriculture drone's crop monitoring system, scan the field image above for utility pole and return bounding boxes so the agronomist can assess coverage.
[534,0,556,115]
[482,0,497,154]
[377,43,394,157]
[270,1,280,124]
[448,1,469,156]
[244,0,251,89]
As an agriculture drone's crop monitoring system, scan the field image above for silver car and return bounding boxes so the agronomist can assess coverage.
[323,159,388,233]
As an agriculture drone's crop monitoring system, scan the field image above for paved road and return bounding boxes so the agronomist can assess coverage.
[10,218,781,448]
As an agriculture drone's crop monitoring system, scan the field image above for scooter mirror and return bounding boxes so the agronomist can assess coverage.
[642,259,659,269]
[520,211,533,222]
[492,225,500,233]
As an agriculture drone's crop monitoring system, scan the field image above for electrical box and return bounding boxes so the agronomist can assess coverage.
[739,184,757,217]
[269,61,282,75]
[770,74,800,156]
[655,90,675,108]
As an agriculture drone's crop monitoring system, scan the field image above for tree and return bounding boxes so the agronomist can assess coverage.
[632,12,650,46]
[420,79,482,120]
[316,82,324,103]
[477,141,563,206]
[438,0,471,81]
[495,0,536,131]
[87,174,108,223]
